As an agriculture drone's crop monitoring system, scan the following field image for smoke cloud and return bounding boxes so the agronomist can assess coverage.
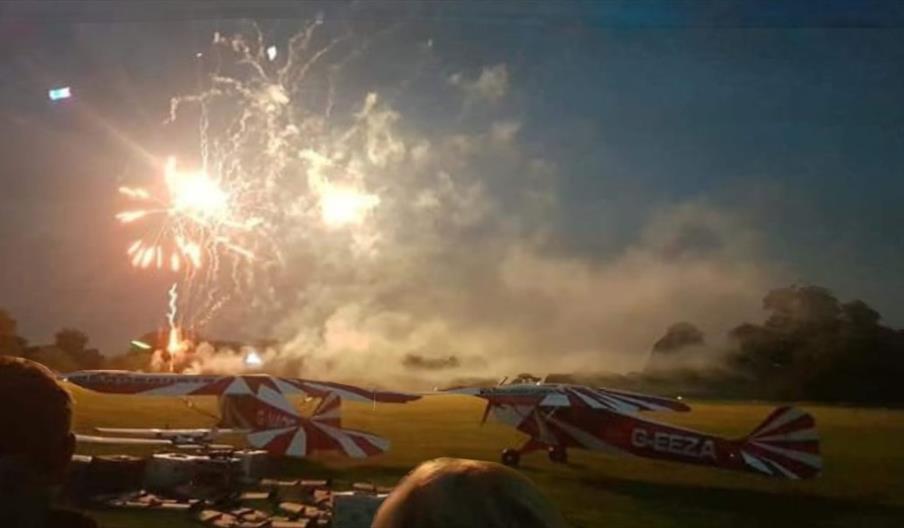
[165,22,783,388]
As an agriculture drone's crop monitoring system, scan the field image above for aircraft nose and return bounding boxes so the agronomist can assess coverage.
[60,371,88,385]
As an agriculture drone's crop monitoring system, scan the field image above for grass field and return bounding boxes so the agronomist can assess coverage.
[67,384,904,527]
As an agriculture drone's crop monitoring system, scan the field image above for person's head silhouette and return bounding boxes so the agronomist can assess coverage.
[0,356,94,527]
[372,458,568,528]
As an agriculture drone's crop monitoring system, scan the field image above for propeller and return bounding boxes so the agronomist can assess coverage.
[480,400,494,425]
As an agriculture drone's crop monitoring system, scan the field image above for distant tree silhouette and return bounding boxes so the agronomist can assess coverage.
[727,286,904,403]
[647,322,705,371]
[28,346,81,373]
[0,309,16,336]
[55,328,88,354]
[0,308,27,357]
[54,328,103,369]
[763,285,841,331]
[841,299,881,329]
[634,285,904,404]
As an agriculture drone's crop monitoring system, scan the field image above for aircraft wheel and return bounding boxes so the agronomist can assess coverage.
[548,445,567,464]
[501,448,521,467]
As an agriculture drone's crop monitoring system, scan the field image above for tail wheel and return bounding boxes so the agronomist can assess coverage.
[501,448,521,467]
[548,445,567,464]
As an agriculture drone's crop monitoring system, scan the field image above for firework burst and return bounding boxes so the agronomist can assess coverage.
[119,19,403,371]
[118,156,257,272]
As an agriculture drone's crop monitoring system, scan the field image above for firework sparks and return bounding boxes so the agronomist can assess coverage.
[117,156,255,272]
[124,20,403,373]
[319,185,380,227]
[159,283,190,371]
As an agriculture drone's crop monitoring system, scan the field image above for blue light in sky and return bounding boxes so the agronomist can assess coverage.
[48,86,71,101]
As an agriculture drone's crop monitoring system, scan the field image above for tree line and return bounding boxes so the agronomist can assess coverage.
[0,309,103,371]
[621,285,904,404]
[5,283,904,404]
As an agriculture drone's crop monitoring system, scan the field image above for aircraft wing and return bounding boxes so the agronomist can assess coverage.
[440,384,687,413]
[556,385,690,413]
[63,371,420,403]
[277,378,421,403]
[76,434,174,446]
[94,427,240,437]
[63,371,230,395]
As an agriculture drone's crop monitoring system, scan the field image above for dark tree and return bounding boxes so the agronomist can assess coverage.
[55,328,89,355]
[54,328,103,369]
[653,322,705,354]
[724,285,904,403]
[763,285,841,331]
[0,309,27,357]
[842,299,881,329]
[0,309,16,336]
[646,322,705,372]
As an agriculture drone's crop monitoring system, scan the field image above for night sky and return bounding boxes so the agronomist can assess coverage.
[1,1,903,372]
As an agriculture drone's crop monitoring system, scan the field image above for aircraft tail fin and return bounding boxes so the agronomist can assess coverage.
[737,406,822,479]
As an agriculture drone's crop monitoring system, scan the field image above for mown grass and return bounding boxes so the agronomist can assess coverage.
[67,384,904,527]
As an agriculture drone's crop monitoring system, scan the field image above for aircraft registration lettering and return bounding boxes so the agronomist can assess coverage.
[255,408,297,428]
[631,428,716,460]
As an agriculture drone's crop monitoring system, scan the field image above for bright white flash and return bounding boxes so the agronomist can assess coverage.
[319,186,379,227]
[244,349,263,366]
[164,158,229,223]
[266,45,278,61]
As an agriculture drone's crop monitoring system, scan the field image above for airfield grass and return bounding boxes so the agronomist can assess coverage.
[66,384,904,528]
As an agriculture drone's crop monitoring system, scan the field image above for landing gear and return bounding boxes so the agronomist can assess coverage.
[501,448,521,467]
[547,445,567,464]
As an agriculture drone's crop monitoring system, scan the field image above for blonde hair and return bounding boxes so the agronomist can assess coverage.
[372,458,568,528]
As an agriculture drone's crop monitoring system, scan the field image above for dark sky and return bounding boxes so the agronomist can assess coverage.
[2,1,904,356]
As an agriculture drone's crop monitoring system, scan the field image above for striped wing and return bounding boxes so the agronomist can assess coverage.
[63,371,415,403]
[540,386,690,413]
[63,371,229,395]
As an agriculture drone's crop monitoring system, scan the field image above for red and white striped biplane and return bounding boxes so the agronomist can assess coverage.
[444,380,822,479]
[64,371,419,459]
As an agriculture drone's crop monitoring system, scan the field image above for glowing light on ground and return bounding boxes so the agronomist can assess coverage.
[244,349,264,367]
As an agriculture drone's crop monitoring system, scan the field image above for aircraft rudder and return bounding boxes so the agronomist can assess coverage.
[737,406,822,479]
